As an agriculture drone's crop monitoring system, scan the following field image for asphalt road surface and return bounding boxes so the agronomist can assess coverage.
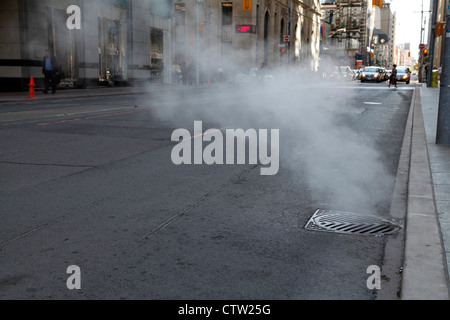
[0,78,413,300]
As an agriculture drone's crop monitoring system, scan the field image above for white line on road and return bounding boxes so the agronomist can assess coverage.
[364,102,382,105]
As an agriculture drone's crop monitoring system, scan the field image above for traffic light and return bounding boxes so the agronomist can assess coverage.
[200,21,204,34]
[423,49,428,57]
[281,48,285,53]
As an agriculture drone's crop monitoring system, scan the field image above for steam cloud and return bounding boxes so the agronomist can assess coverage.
[151,59,393,217]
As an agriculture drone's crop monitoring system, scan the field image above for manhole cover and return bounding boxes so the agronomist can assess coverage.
[305,209,401,237]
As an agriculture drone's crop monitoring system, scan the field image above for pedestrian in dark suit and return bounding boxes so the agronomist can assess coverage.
[42,49,58,94]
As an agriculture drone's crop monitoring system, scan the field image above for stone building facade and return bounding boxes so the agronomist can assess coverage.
[0,0,172,91]
[0,0,321,91]
[172,0,321,79]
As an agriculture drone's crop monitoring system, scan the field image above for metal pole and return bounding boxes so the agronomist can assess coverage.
[288,0,292,64]
[436,13,450,144]
[421,0,424,44]
[196,0,200,87]
[427,0,439,87]
[168,16,172,85]
[419,0,424,83]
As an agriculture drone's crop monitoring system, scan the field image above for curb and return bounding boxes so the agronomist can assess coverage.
[376,85,415,300]
[401,86,450,300]
[0,84,224,104]
[0,86,170,104]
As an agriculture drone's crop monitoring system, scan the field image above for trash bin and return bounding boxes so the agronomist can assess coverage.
[432,70,439,87]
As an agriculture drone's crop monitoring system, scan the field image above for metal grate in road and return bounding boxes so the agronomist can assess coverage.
[305,209,401,237]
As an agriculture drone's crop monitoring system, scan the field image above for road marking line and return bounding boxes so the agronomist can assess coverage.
[364,102,382,105]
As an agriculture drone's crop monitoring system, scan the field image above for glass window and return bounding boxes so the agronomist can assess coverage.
[222,2,232,25]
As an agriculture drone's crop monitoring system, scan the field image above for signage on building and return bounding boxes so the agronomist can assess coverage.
[235,25,256,34]
[243,0,252,11]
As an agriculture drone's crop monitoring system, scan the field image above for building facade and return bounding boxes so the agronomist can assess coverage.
[395,43,415,67]
[320,0,376,68]
[172,0,321,83]
[374,1,395,67]
[0,0,173,91]
[1,0,324,91]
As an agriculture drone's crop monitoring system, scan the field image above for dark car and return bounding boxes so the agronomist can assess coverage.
[395,66,411,84]
[360,66,384,83]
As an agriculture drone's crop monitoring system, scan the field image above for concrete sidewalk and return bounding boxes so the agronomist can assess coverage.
[401,84,450,299]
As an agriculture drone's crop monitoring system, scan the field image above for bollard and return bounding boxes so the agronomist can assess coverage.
[432,70,439,88]
[28,77,36,98]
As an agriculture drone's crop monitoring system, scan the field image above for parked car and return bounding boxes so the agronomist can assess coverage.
[232,66,276,85]
[340,66,354,80]
[324,66,353,80]
[395,66,411,84]
[360,66,384,83]
[232,67,259,85]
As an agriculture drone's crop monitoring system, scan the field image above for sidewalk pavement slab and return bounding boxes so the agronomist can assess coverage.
[401,85,450,300]
[421,85,450,289]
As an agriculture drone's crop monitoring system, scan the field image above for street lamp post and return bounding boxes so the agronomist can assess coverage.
[196,0,202,87]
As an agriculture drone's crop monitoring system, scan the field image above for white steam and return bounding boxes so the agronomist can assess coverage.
[152,64,393,215]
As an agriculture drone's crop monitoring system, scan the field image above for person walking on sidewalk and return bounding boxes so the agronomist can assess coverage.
[388,64,398,88]
[42,49,58,94]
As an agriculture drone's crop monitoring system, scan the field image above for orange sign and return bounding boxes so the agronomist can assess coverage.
[243,0,252,11]
[372,0,383,8]
[436,22,444,36]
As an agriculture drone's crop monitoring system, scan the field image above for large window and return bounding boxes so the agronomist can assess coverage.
[174,3,185,26]
[280,19,285,42]
[222,2,232,25]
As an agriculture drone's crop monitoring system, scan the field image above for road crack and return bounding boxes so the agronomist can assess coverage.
[0,161,96,168]
[136,164,259,244]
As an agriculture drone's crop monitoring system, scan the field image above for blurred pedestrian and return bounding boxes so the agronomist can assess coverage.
[172,63,181,84]
[388,64,397,88]
[180,62,187,85]
[438,64,443,80]
[42,49,58,94]
[187,62,195,85]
